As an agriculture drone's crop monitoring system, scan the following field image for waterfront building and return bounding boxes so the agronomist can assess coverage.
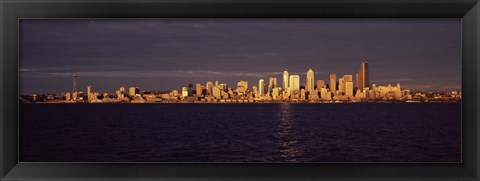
[338,78,345,95]
[215,80,219,87]
[196,83,203,97]
[259,79,265,96]
[65,92,71,101]
[309,89,319,100]
[320,87,327,100]
[272,87,280,100]
[345,81,354,98]
[119,87,125,93]
[206,81,213,95]
[129,87,140,96]
[212,87,222,99]
[252,86,258,98]
[219,83,227,91]
[289,75,300,99]
[316,80,325,91]
[300,89,306,100]
[306,68,315,93]
[87,86,93,101]
[330,74,337,93]
[237,81,248,95]
[283,69,289,91]
[358,61,369,91]
[268,76,277,96]
[182,87,188,98]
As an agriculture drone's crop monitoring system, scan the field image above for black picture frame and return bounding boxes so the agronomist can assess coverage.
[1,0,479,180]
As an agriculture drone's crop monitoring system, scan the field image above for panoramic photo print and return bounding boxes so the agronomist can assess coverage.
[19,19,461,162]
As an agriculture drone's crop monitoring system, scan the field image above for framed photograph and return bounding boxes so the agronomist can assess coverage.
[1,0,479,180]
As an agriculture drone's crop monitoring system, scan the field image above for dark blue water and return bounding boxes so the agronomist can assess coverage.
[20,103,461,162]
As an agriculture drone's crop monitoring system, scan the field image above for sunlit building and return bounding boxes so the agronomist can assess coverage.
[182,87,188,98]
[330,74,337,93]
[306,68,315,93]
[316,80,325,91]
[196,83,203,97]
[237,81,248,95]
[345,81,354,98]
[259,79,265,96]
[268,76,277,96]
[283,69,289,91]
[358,61,369,91]
[289,75,300,99]
[129,87,140,96]
[338,77,345,95]
[206,81,213,96]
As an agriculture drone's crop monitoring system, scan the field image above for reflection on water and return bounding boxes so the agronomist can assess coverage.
[276,103,299,161]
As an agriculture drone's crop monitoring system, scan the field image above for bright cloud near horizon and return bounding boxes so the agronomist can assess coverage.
[20,19,461,94]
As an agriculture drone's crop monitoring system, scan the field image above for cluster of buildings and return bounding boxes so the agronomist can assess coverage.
[22,61,462,103]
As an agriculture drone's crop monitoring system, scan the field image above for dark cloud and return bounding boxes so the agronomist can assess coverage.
[20,19,461,94]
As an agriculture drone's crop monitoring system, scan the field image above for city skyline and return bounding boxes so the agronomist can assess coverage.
[20,19,461,94]
[21,61,462,104]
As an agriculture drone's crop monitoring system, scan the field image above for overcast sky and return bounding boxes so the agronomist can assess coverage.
[20,19,461,94]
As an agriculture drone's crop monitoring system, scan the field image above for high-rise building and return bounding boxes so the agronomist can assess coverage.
[338,78,345,94]
[345,81,354,98]
[268,76,277,96]
[237,81,248,95]
[289,75,300,98]
[87,86,92,96]
[306,68,315,93]
[316,80,325,91]
[206,81,213,95]
[283,69,289,91]
[196,83,203,96]
[87,85,94,101]
[329,74,337,93]
[341,75,353,95]
[358,61,369,91]
[212,87,221,99]
[259,79,265,96]
[182,87,188,97]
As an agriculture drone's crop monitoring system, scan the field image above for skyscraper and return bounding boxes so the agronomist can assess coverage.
[316,80,325,90]
[196,83,203,96]
[329,74,337,93]
[259,79,265,96]
[358,61,369,91]
[345,81,354,98]
[306,68,315,93]
[283,69,289,91]
[268,76,277,96]
[338,78,344,94]
[206,81,213,95]
[289,75,300,98]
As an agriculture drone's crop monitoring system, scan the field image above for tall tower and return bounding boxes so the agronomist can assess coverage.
[306,68,315,93]
[72,74,78,93]
[268,76,277,96]
[283,69,289,91]
[358,61,369,91]
[329,74,337,93]
[289,75,300,99]
[360,61,370,91]
[259,79,265,96]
